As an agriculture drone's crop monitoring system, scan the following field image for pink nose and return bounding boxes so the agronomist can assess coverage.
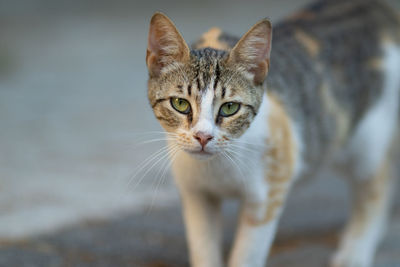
[194,132,213,148]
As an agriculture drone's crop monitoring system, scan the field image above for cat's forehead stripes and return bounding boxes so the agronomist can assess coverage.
[190,48,256,101]
[221,86,226,99]
[213,62,221,90]
[177,84,184,93]
[190,48,227,93]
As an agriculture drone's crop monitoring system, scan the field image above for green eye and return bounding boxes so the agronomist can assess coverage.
[171,98,191,114]
[219,102,240,117]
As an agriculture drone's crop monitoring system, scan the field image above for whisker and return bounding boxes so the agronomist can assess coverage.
[232,140,273,149]
[148,147,180,213]
[221,151,248,192]
[128,145,171,182]
[129,147,175,192]
[124,131,179,142]
[127,131,179,136]
[228,143,260,154]
[127,144,178,190]
[227,144,280,168]
[224,149,256,178]
[225,148,254,172]
[135,137,177,146]
[224,151,248,191]
[120,131,179,149]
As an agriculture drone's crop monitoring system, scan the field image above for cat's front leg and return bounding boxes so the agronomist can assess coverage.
[180,189,223,267]
[227,197,283,267]
[228,162,295,267]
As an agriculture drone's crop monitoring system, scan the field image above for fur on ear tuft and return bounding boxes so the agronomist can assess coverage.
[146,12,190,77]
[228,19,272,85]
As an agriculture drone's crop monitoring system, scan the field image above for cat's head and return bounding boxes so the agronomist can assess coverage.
[146,13,272,159]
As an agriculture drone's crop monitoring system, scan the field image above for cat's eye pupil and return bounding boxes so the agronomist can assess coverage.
[171,97,191,114]
[219,102,240,117]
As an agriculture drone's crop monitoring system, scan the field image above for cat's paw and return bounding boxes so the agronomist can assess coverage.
[330,248,374,267]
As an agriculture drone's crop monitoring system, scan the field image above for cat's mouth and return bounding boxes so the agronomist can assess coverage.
[187,149,214,159]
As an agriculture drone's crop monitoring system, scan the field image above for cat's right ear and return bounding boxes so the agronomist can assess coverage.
[146,12,190,77]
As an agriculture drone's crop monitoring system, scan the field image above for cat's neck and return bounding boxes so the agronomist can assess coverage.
[236,92,270,153]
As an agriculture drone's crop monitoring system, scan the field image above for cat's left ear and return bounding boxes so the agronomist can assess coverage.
[146,12,190,77]
[227,19,272,85]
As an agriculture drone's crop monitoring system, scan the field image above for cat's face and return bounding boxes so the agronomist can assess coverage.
[146,13,272,159]
[148,53,263,158]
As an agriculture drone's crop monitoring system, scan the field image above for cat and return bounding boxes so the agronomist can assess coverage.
[145,0,400,266]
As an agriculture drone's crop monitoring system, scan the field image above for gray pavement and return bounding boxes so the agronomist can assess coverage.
[1,178,399,266]
[1,0,400,266]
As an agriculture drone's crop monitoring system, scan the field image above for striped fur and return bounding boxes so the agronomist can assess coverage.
[146,1,400,266]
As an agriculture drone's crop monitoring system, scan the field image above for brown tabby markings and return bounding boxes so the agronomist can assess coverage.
[245,94,296,226]
[156,106,181,128]
[224,113,252,135]
[320,83,351,146]
[196,27,230,50]
[294,30,321,57]
[262,94,297,224]
[288,10,316,21]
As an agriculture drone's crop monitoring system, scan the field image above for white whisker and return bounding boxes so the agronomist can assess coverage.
[224,149,257,185]
[232,140,272,149]
[135,137,177,146]
[221,150,248,192]
[127,144,178,190]
[127,130,179,136]
[228,143,260,154]
[148,147,180,213]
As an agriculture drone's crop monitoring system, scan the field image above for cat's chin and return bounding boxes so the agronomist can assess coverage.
[186,150,215,160]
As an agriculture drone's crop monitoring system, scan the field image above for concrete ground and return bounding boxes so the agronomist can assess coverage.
[1,0,400,266]
[1,179,399,267]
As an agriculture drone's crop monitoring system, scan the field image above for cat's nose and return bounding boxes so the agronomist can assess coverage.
[194,132,213,148]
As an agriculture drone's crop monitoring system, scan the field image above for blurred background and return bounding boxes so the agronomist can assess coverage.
[0,0,399,266]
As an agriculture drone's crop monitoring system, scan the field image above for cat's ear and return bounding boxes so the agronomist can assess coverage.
[146,12,190,77]
[227,19,272,85]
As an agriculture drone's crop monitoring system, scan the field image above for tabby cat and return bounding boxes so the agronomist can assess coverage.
[145,0,400,266]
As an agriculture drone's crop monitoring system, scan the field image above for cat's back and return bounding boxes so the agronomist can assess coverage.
[267,0,400,163]
[269,0,400,99]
